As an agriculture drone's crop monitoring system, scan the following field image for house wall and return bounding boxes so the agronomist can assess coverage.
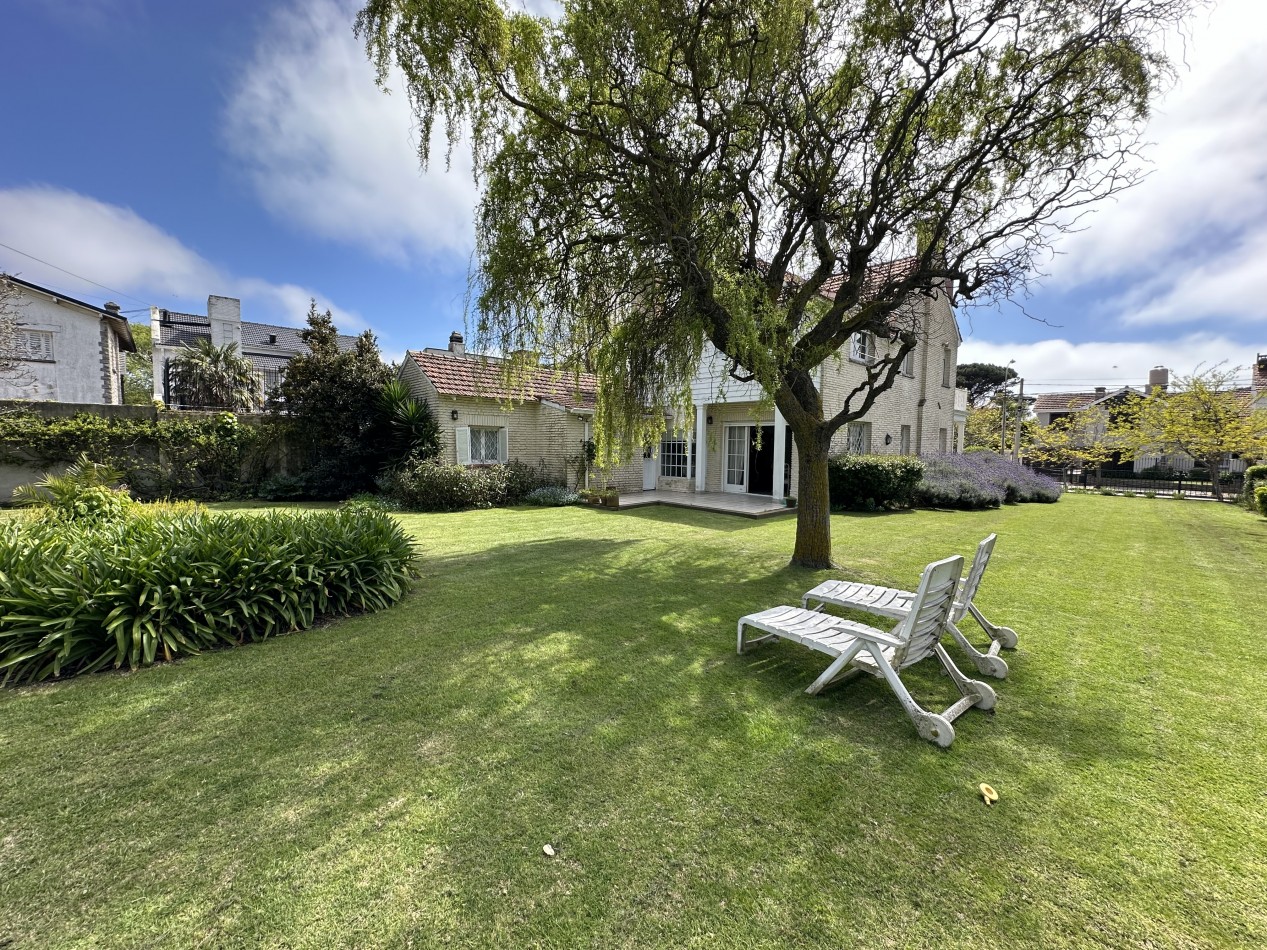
[0,289,123,405]
[818,289,959,458]
[682,287,961,499]
[399,359,642,490]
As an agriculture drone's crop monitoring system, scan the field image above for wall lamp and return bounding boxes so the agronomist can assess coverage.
[884,433,893,445]
[451,409,459,420]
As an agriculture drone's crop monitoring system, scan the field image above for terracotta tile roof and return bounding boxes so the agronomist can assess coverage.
[409,349,597,410]
[818,257,921,301]
[756,256,923,303]
[1032,391,1105,413]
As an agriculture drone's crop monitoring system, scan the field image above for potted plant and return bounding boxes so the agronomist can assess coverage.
[600,488,620,508]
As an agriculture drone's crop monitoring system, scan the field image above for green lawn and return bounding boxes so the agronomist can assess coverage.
[2,496,1265,948]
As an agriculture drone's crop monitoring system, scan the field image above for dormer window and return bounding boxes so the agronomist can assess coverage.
[268,333,277,346]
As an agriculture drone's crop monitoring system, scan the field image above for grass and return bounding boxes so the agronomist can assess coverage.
[1,496,1265,948]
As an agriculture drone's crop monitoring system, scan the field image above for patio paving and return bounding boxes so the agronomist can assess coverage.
[616,489,792,518]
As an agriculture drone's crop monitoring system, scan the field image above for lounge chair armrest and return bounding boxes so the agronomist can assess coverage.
[849,627,904,649]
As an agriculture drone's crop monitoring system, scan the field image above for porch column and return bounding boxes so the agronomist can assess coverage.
[695,403,708,492]
[772,408,786,501]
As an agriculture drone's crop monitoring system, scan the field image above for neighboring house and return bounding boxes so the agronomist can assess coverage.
[402,257,965,501]
[400,333,644,491]
[151,296,357,407]
[1034,362,1265,474]
[0,275,135,405]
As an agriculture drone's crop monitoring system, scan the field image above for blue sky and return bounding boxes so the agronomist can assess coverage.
[2,0,1264,395]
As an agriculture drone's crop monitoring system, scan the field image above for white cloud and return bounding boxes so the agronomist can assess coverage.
[0,186,367,331]
[223,0,478,263]
[959,334,1258,393]
[1046,0,1267,328]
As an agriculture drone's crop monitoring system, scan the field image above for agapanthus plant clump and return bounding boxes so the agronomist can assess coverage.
[0,507,419,685]
[914,452,1062,510]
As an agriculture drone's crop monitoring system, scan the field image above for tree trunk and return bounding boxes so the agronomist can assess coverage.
[790,428,833,568]
[1208,456,1224,502]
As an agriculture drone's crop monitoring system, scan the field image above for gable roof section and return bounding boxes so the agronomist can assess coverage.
[1033,387,1138,413]
[409,349,597,411]
[3,274,136,351]
[156,310,357,354]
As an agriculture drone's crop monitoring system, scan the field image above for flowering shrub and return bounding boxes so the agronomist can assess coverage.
[913,452,1063,510]
[525,485,580,506]
[827,454,925,510]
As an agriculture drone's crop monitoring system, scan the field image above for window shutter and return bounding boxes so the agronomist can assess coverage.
[497,427,509,463]
[456,426,471,465]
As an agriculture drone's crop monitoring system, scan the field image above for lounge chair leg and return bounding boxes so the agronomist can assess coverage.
[935,644,996,711]
[968,602,1018,650]
[945,622,1008,679]
[863,646,955,746]
[805,642,864,695]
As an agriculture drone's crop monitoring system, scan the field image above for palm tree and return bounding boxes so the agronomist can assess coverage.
[167,339,258,410]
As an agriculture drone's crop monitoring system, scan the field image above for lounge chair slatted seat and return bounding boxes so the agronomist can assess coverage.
[801,534,1017,679]
[738,556,996,747]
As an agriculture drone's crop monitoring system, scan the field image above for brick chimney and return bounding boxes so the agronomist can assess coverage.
[103,302,121,316]
[1148,366,1169,393]
[1255,354,1267,394]
[449,331,465,355]
[1094,386,1107,397]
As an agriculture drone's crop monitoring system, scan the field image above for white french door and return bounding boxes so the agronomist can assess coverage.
[724,425,749,493]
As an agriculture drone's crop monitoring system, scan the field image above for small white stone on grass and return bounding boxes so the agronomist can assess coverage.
[542,843,556,857]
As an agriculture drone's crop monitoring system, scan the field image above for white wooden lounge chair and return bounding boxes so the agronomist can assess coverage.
[737,556,996,747]
[800,534,1017,679]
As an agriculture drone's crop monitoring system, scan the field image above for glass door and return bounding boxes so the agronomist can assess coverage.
[724,425,749,492]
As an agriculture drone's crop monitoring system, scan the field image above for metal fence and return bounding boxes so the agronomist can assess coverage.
[1032,467,1244,499]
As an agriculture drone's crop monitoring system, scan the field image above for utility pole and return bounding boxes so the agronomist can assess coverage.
[1012,377,1024,462]
[999,390,1007,453]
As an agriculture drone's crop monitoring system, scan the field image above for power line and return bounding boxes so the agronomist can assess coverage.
[0,241,154,308]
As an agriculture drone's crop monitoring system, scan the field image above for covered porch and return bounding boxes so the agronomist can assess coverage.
[617,489,792,518]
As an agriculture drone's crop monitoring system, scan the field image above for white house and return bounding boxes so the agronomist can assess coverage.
[0,275,135,405]
[401,257,967,501]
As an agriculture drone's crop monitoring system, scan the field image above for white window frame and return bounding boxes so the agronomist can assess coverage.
[900,347,915,377]
[941,345,952,388]
[846,422,872,455]
[659,437,690,479]
[899,424,911,455]
[850,332,874,365]
[456,425,508,465]
[13,329,54,362]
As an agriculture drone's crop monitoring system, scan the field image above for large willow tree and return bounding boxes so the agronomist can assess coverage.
[358,0,1197,566]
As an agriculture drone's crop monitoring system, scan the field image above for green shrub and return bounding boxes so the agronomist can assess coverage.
[384,458,555,511]
[0,506,418,685]
[1257,485,1267,517]
[10,454,134,522]
[341,493,400,514]
[0,411,279,501]
[1144,491,1157,499]
[1098,487,1116,496]
[503,460,552,502]
[1242,465,1267,512]
[827,454,924,510]
[258,474,307,501]
[385,459,506,511]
